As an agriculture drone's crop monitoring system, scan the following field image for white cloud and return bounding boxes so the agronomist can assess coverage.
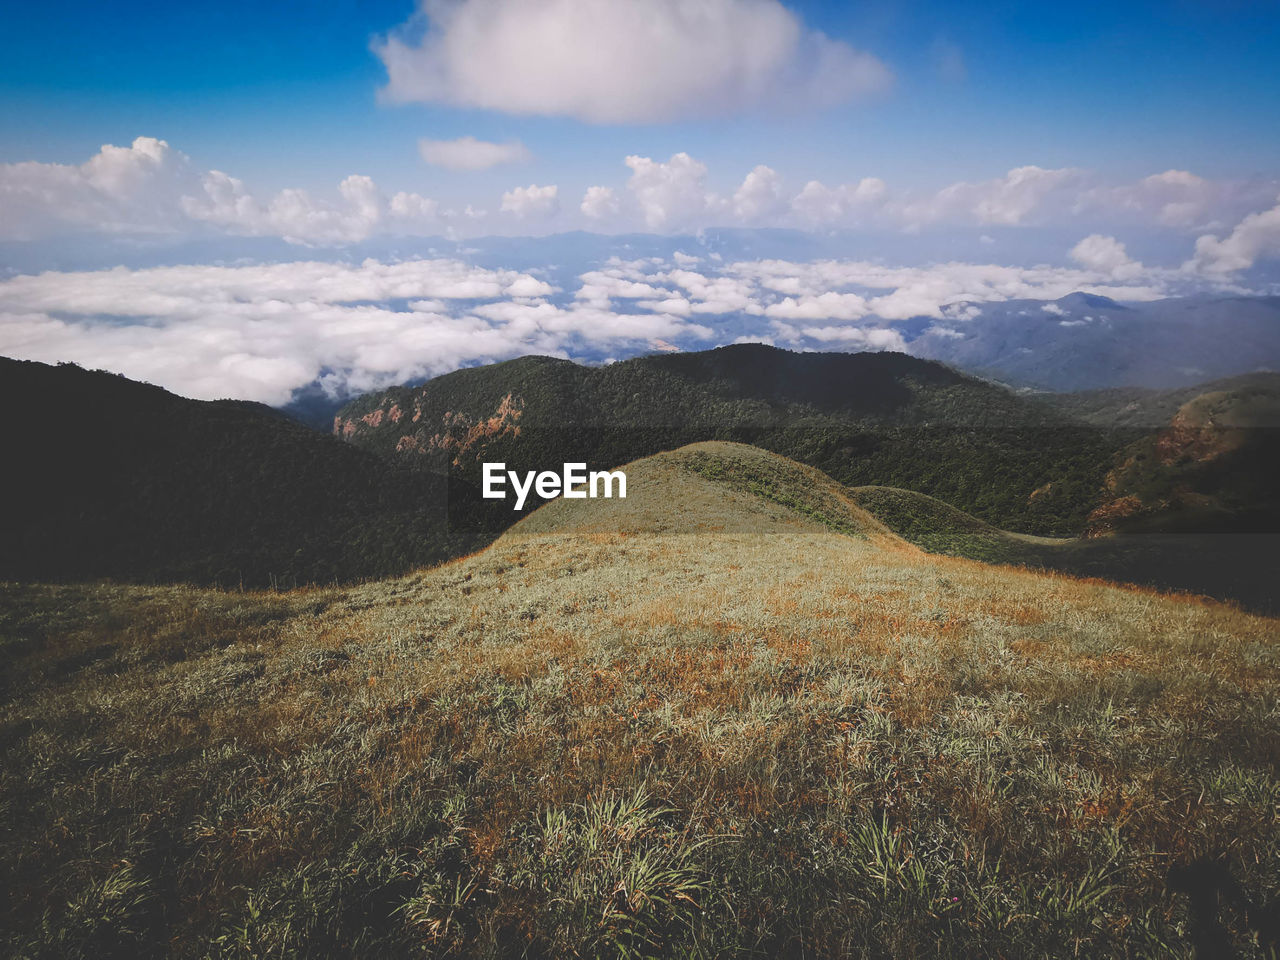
[575,268,674,305]
[733,165,787,223]
[374,0,891,124]
[784,325,905,350]
[1186,194,1280,274]
[763,291,869,321]
[625,153,722,230]
[904,165,1079,228]
[184,173,387,245]
[724,257,1175,323]
[0,136,197,239]
[500,183,559,218]
[418,136,531,170]
[2,243,1251,411]
[790,177,887,225]
[0,136,445,246]
[388,190,441,223]
[580,185,620,219]
[5,138,1274,246]
[1069,234,1143,280]
[0,258,713,405]
[1074,169,1235,230]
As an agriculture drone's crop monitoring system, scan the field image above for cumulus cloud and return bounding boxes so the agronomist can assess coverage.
[1069,234,1144,280]
[183,172,387,245]
[624,153,723,230]
[418,135,531,170]
[904,165,1079,228]
[790,177,887,225]
[4,137,1272,245]
[1073,169,1249,230]
[733,165,787,223]
[500,183,559,219]
[389,190,441,222]
[580,185,620,219]
[1186,194,1280,274]
[763,291,869,321]
[374,0,891,124]
[771,323,905,350]
[0,137,447,245]
[0,136,197,239]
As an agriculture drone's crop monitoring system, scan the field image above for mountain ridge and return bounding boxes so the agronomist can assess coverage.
[335,343,1114,537]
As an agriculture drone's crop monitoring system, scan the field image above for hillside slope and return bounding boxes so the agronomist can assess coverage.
[0,357,471,587]
[850,484,1280,612]
[335,344,1118,536]
[1083,379,1280,537]
[513,442,898,542]
[2,441,1276,958]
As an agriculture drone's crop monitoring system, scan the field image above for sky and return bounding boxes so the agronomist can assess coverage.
[1,0,1279,403]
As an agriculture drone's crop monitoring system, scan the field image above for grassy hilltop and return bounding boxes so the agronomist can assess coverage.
[3,443,1277,958]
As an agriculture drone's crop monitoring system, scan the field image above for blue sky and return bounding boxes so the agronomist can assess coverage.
[2,0,1279,404]
[4,0,1278,197]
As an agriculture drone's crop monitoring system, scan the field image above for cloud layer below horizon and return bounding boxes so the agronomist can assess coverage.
[0,249,1246,406]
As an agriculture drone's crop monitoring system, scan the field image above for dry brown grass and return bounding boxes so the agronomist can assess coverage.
[1,442,1277,958]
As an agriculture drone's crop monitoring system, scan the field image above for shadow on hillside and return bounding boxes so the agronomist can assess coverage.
[1027,533,1280,616]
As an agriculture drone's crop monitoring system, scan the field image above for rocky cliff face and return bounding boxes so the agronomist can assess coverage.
[335,392,524,466]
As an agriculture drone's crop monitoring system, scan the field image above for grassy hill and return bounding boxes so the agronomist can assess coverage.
[0,357,474,588]
[515,442,895,541]
[336,344,1120,537]
[848,485,1068,565]
[3,443,1276,958]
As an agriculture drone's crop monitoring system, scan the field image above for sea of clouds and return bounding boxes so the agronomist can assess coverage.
[0,244,1259,406]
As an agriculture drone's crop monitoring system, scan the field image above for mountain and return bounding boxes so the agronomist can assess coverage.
[1081,378,1280,537]
[3,442,1275,958]
[0,357,473,587]
[908,293,1280,391]
[334,344,1120,537]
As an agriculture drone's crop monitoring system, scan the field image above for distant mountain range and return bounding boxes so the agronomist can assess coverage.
[909,293,1280,391]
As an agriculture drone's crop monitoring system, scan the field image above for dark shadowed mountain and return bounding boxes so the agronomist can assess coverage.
[0,357,472,587]
[907,293,1280,391]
